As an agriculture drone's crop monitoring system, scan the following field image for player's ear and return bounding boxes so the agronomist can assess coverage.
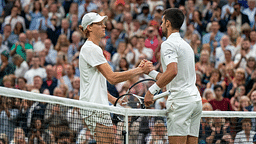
[166,20,171,28]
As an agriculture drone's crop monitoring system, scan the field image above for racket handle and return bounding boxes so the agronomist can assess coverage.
[153,91,171,100]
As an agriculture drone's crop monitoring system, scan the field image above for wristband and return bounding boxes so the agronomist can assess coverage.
[148,70,159,79]
[149,83,161,95]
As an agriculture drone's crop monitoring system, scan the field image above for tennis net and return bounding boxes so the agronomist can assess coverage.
[0,87,256,144]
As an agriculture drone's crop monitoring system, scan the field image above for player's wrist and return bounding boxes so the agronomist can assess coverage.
[149,83,161,95]
[148,70,159,79]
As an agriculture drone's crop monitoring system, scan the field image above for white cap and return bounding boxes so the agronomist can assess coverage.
[81,12,108,30]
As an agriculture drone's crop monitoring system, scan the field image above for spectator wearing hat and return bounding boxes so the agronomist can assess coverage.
[0,50,15,86]
[10,33,33,61]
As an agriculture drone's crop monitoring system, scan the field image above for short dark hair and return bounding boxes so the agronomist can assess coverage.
[163,8,184,30]
[214,84,223,91]
[59,131,70,139]
[241,118,252,125]
[234,3,241,7]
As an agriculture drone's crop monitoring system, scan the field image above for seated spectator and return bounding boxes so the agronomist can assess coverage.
[28,117,54,144]
[33,30,48,52]
[209,85,233,111]
[238,96,251,111]
[67,31,82,63]
[190,34,201,62]
[47,15,61,46]
[56,19,73,42]
[55,34,70,52]
[57,131,72,144]
[234,118,256,143]
[195,50,211,75]
[246,90,256,131]
[112,41,132,69]
[36,8,52,31]
[42,65,58,95]
[24,55,47,85]
[2,75,15,88]
[58,63,76,91]
[0,133,8,144]
[230,85,247,111]
[105,28,122,56]
[10,33,33,61]
[206,69,226,91]
[44,39,57,65]
[226,68,246,99]
[202,20,225,52]
[146,120,168,144]
[4,6,26,31]
[206,117,231,144]
[13,54,29,78]
[199,102,213,143]
[9,127,28,144]
[132,36,153,64]
[0,97,20,141]
[246,57,256,77]
[0,50,15,86]
[44,88,69,140]
[246,70,256,93]
[226,25,241,47]
[2,24,18,49]
[0,34,9,64]
[202,88,216,102]
[17,77,27,91]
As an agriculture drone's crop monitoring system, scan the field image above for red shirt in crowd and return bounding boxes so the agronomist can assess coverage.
[209,98,233,111]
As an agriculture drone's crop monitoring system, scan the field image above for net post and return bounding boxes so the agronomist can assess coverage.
[125,108,129,144]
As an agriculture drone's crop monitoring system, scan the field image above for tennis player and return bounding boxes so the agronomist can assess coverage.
[78,12,151,143]
[144,8,202,144]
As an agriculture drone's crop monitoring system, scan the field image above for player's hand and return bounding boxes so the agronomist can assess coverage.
[142,61,153,74]
[144,91,154,107]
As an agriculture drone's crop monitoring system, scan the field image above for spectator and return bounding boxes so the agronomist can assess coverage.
[238,96,251,111]
[70,77,80,97]
[48,3,65,25]
[226,25,241,47]
[0,51,15,86]
[250,30,256,48]
[47,15,60,46]
[2,24,18,49]
[28,1,42,30]
[13,54,29,78]
[78,0,98,20]
[246,70,256,93]
[0,34,9,64]
[0,133,8,144]
[4,6,26,32]
[242,0,256,28]
[33,30,48,52]
[66,3,78,23]
[234,118,256,143]
[199,102,213,143]
[221,0,235,19]
[57,131,71,144]
[195,50,212,76]
[105,28,121,56]
[112,41,129,69]
[234,38,255,69]
[58,64,77,92]
[24,55,47,85]
[44,39,57,65]
[209,85,233,111]
[36,7,52,31]
[17,77,27,91]
[246,57,256,77]
[67,31,82,63]
[9,127,28,144]
[28,117,54,144]
[215,35,235,69]
[196,71,206,97]
[226,68,246,99]
[33,76,44,93]
[42,65,58,95]
[56,19,73,42]
[136,4,152,30]
[44,87,69,141]
[10,33,33,61]
[133,36,153,64]
[26,30,33,46]
[229,3,250,33]
[146,120,168,144]
[202,21,225,52]
[206,117,231,144]
[230,85,247,111]
[202,88,216,102]
[55,34,70,52]
[54,52,67,79]
[206,69,226,90]
[0,97,20,141]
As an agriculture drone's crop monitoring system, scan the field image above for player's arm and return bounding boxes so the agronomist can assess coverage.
[96,61,151,85]
[156,63,177,88]
[108,93,117,105]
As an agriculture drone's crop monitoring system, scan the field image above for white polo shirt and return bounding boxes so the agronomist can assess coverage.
[79,40,108,105]
[161,32,201,102]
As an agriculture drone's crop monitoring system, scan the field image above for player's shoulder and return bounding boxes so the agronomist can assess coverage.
[81,41,102,53]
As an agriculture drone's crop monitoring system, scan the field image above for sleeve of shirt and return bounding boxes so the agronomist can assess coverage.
[161,42,178,65]
[84,46,107,67]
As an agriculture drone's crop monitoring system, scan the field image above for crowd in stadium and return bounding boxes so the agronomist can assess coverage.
[0,0,256,143]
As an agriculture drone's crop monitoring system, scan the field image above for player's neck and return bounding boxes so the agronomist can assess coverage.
[87,35,101,46]
[167,29,179,38]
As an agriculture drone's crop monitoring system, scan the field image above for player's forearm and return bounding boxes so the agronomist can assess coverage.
[156,63,177,88]
[108,93,117,105]
[109,68,143,84]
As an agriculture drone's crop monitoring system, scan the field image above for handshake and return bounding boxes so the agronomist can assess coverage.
[138,59,154,74]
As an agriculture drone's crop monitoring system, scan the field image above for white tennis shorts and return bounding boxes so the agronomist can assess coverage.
[80,109,113,136]
[166,100,202,137]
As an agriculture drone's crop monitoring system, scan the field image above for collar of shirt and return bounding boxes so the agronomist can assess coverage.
[167,32,180,40]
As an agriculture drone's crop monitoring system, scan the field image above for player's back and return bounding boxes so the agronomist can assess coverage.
[161,33,201,101]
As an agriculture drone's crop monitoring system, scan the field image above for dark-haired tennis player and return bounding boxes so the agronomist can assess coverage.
[144,8,202,144]
[78,12,152,143]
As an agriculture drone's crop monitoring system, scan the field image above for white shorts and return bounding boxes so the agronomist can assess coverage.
[80,109,113,136]
[166,100,202,137]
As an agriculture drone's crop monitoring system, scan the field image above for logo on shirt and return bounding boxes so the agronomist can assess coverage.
[164,49,174,58]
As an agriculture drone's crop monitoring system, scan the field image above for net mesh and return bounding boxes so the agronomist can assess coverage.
[1,87,256,144]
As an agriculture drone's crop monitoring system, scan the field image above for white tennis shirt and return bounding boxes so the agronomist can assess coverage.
[161,32,201,101]
[79,40,109,105]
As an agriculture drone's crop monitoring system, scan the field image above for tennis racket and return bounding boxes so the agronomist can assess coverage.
[113,79,170,123]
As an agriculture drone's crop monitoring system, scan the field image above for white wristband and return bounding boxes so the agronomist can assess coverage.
[148,70,159,79]
[149,83,161,95]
